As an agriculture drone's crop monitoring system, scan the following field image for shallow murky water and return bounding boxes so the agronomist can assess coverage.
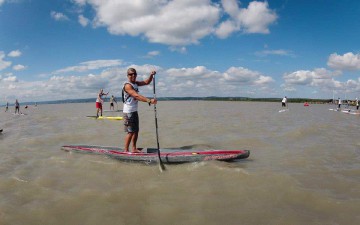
[0,101,359,225]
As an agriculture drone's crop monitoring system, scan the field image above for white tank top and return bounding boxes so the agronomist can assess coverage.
[123,82,139,113]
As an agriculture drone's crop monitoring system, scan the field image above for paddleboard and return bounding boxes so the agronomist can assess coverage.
[13,113,27,116]
[61,145,250,164]
[103,109,123,112]
[279,108,289,113]
[341,109,360,115]
[86,116,123,120]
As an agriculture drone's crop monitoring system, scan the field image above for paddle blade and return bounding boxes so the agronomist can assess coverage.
[159,161,166,172]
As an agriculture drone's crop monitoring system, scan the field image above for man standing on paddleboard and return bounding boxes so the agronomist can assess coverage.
[96,89,108,117]
[15,99,20,114]
[338,98,342,109]
[122,68,157,153]
[109,95,117,111]
[281,96,287,107]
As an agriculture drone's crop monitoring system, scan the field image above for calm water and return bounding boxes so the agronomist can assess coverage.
[0,101,359,225]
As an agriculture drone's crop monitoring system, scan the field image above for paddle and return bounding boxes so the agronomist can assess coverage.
[152,73,166,172]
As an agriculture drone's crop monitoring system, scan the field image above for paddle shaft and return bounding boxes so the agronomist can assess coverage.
[152,75,166,171]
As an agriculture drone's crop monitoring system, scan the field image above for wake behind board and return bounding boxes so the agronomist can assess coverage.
[61,145,250,164]
[86,116,123,120]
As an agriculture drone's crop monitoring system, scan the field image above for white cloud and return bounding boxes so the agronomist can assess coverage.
[53,59,123,74]
[1,72,18,83]
[78,14,90,27]
[169,46,187,54]
[0,63,277,102]
[283,68,359,93]
[215,20,238,39]
[238,1,277,34]
[144,51,160,58]
[255,49,295,57]
[74,0,277,46]
[221,0,240,18]
[222,67,274,85]
[0,51,12,70]
[8,50,22,57]
[13,64,26,71]
[0,0,4,6]
[327,52,360,71]
[215,0,277,38]
[167,66,220,78]
[50,11,69,21]
[4,75,18,82]
[283,68,339,86]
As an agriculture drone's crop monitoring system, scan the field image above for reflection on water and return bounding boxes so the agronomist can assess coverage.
[0,101,359,225]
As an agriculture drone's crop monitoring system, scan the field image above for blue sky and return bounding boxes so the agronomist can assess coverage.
[1,0,360,104]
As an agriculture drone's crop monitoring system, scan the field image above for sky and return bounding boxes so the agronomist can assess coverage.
[1,0,360,104]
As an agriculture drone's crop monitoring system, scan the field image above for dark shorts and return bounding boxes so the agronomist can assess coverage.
[123,111,139,133]
[110,103,114,107]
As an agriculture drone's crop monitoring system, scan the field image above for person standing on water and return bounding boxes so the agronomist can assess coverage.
[5,102,9,112]
[96,89,108,117]
[109,95,117,111]
[338,98,342,109]
[122,68,157,153]
[356,98,359,110]
[15,99,20,114]
[281,96,287,107]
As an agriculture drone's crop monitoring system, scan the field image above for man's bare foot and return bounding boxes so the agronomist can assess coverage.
[131,149,142,153]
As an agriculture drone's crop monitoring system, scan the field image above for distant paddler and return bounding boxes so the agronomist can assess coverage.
[15,99,20,114]
[96,89,108,117]
[337,98,342,109]
[281,96,287,107]
[356,98,359,110]
[109,95,118,111]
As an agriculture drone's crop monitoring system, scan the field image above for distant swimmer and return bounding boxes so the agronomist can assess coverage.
[15,99,20,114]
[281,96,287,107]
[109,95,117,111]
[96,89,108,117]
[25,105,28,109]
[356,98,359,110]
[5,102,9,112]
